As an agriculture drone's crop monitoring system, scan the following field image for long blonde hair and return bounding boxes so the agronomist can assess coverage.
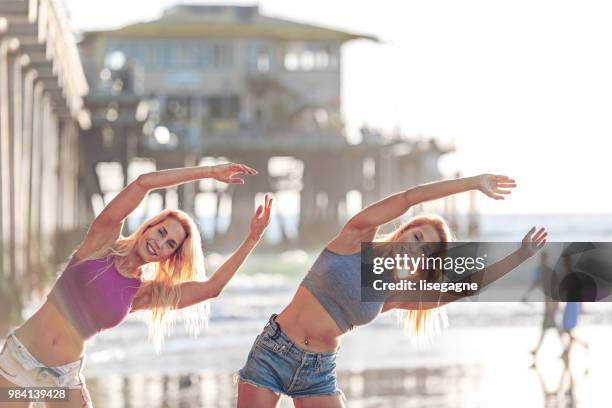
[79,209,209,352]
[380,214,454,345]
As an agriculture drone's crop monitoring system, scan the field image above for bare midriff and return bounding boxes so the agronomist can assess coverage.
[275,286,344,353]
[14,300,85,366]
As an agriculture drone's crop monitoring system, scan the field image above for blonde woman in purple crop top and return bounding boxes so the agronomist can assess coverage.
[0,163,272,407]
[237,173,547,408]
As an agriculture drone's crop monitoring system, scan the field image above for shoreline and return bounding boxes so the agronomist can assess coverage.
[83,321,606,407]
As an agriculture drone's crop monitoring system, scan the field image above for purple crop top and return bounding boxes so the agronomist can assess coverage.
[48,255,141,339]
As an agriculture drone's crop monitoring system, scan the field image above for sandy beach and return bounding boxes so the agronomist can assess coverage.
[81,321,610,407]
[8,214,612,407]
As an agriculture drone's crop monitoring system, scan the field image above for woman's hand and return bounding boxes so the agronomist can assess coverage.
[477,174,516,200]
[520,227,548,257]
[211,163,258,184]
[249,194,273,241]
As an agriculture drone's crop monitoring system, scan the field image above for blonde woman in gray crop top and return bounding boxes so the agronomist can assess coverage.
[237,173,548,407]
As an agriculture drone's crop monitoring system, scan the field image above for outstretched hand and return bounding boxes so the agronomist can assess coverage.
[249,194,273,241]
[212,163,257,184]
[520,227,547,257]
[477,174,516,200]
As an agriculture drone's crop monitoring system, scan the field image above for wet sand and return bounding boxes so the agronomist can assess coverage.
[81,323,610,407]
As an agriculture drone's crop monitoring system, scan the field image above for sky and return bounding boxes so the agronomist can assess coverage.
[62,0,612,214]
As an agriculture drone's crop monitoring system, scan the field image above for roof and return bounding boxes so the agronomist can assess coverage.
[81,4,378,43]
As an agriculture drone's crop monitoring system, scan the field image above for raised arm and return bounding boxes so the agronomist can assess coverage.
[76,163,256,257]
[132,194,273,312]
[329,174,516,253]
[383,226,547,312]
[175,194,273,309]
[348,174,515,232]
[95,163,256,228]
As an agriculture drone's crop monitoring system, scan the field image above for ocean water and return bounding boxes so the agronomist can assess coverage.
[79,213,612,407]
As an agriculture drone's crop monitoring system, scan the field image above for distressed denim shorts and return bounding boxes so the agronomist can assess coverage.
[0,331,92,406]
[237,314,344,400]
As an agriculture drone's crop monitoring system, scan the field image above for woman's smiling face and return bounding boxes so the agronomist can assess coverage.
[396,223,441,257]
[137,217,187,262]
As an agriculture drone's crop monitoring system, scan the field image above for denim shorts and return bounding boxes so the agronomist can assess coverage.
[237,314,344,400]
[0,332,92,406]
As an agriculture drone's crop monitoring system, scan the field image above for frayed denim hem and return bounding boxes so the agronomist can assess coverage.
[290,389,346,402]
[233,372,282,396]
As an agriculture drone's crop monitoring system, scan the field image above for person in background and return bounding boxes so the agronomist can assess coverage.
[561,301,588,360]
[523,251,561,359]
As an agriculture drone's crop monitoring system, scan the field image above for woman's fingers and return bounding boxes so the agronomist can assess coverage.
[238,164,257,175]
[219,163,258,184]
[264,195,273,220]
[244,164,258,175]
[525,226,537,240]
[534,228,547,242]
[229,163,243,172]
[522,227,547,251]
[533,226,546,237]
[228,163,258,176]
[482,175,517,201]
[494,175,516,189]
[227,177,245,184]
[254,194,273,222]
[495,175,515,182]
[534,229,547,247]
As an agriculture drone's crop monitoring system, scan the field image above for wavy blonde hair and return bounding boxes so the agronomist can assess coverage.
[78,209,209,352]
[380,214,454,345]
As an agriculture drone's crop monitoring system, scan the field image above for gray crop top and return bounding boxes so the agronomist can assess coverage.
[300,247,386,333]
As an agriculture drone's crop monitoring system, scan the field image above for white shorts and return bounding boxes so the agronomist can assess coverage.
[0,332,92,406]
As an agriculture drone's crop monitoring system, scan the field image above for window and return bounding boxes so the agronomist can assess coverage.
[162,42,174,67]
[198,44,210,67]
[208,96,239,118]
[176,43,197,67]
[248,45,271,72]
[212,44,233,68]
[284,52,299,71]
[144,42,159,66]
[166,96,192,121]
[257,52,270,72]
[300,51,315,71]
[315,50,329,69]
[121,42,144,63]
[284,43,338,71]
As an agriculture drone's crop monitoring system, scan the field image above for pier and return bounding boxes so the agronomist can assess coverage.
[0,0,89,332]
[78,5,455,249]
[0,3,472,333]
